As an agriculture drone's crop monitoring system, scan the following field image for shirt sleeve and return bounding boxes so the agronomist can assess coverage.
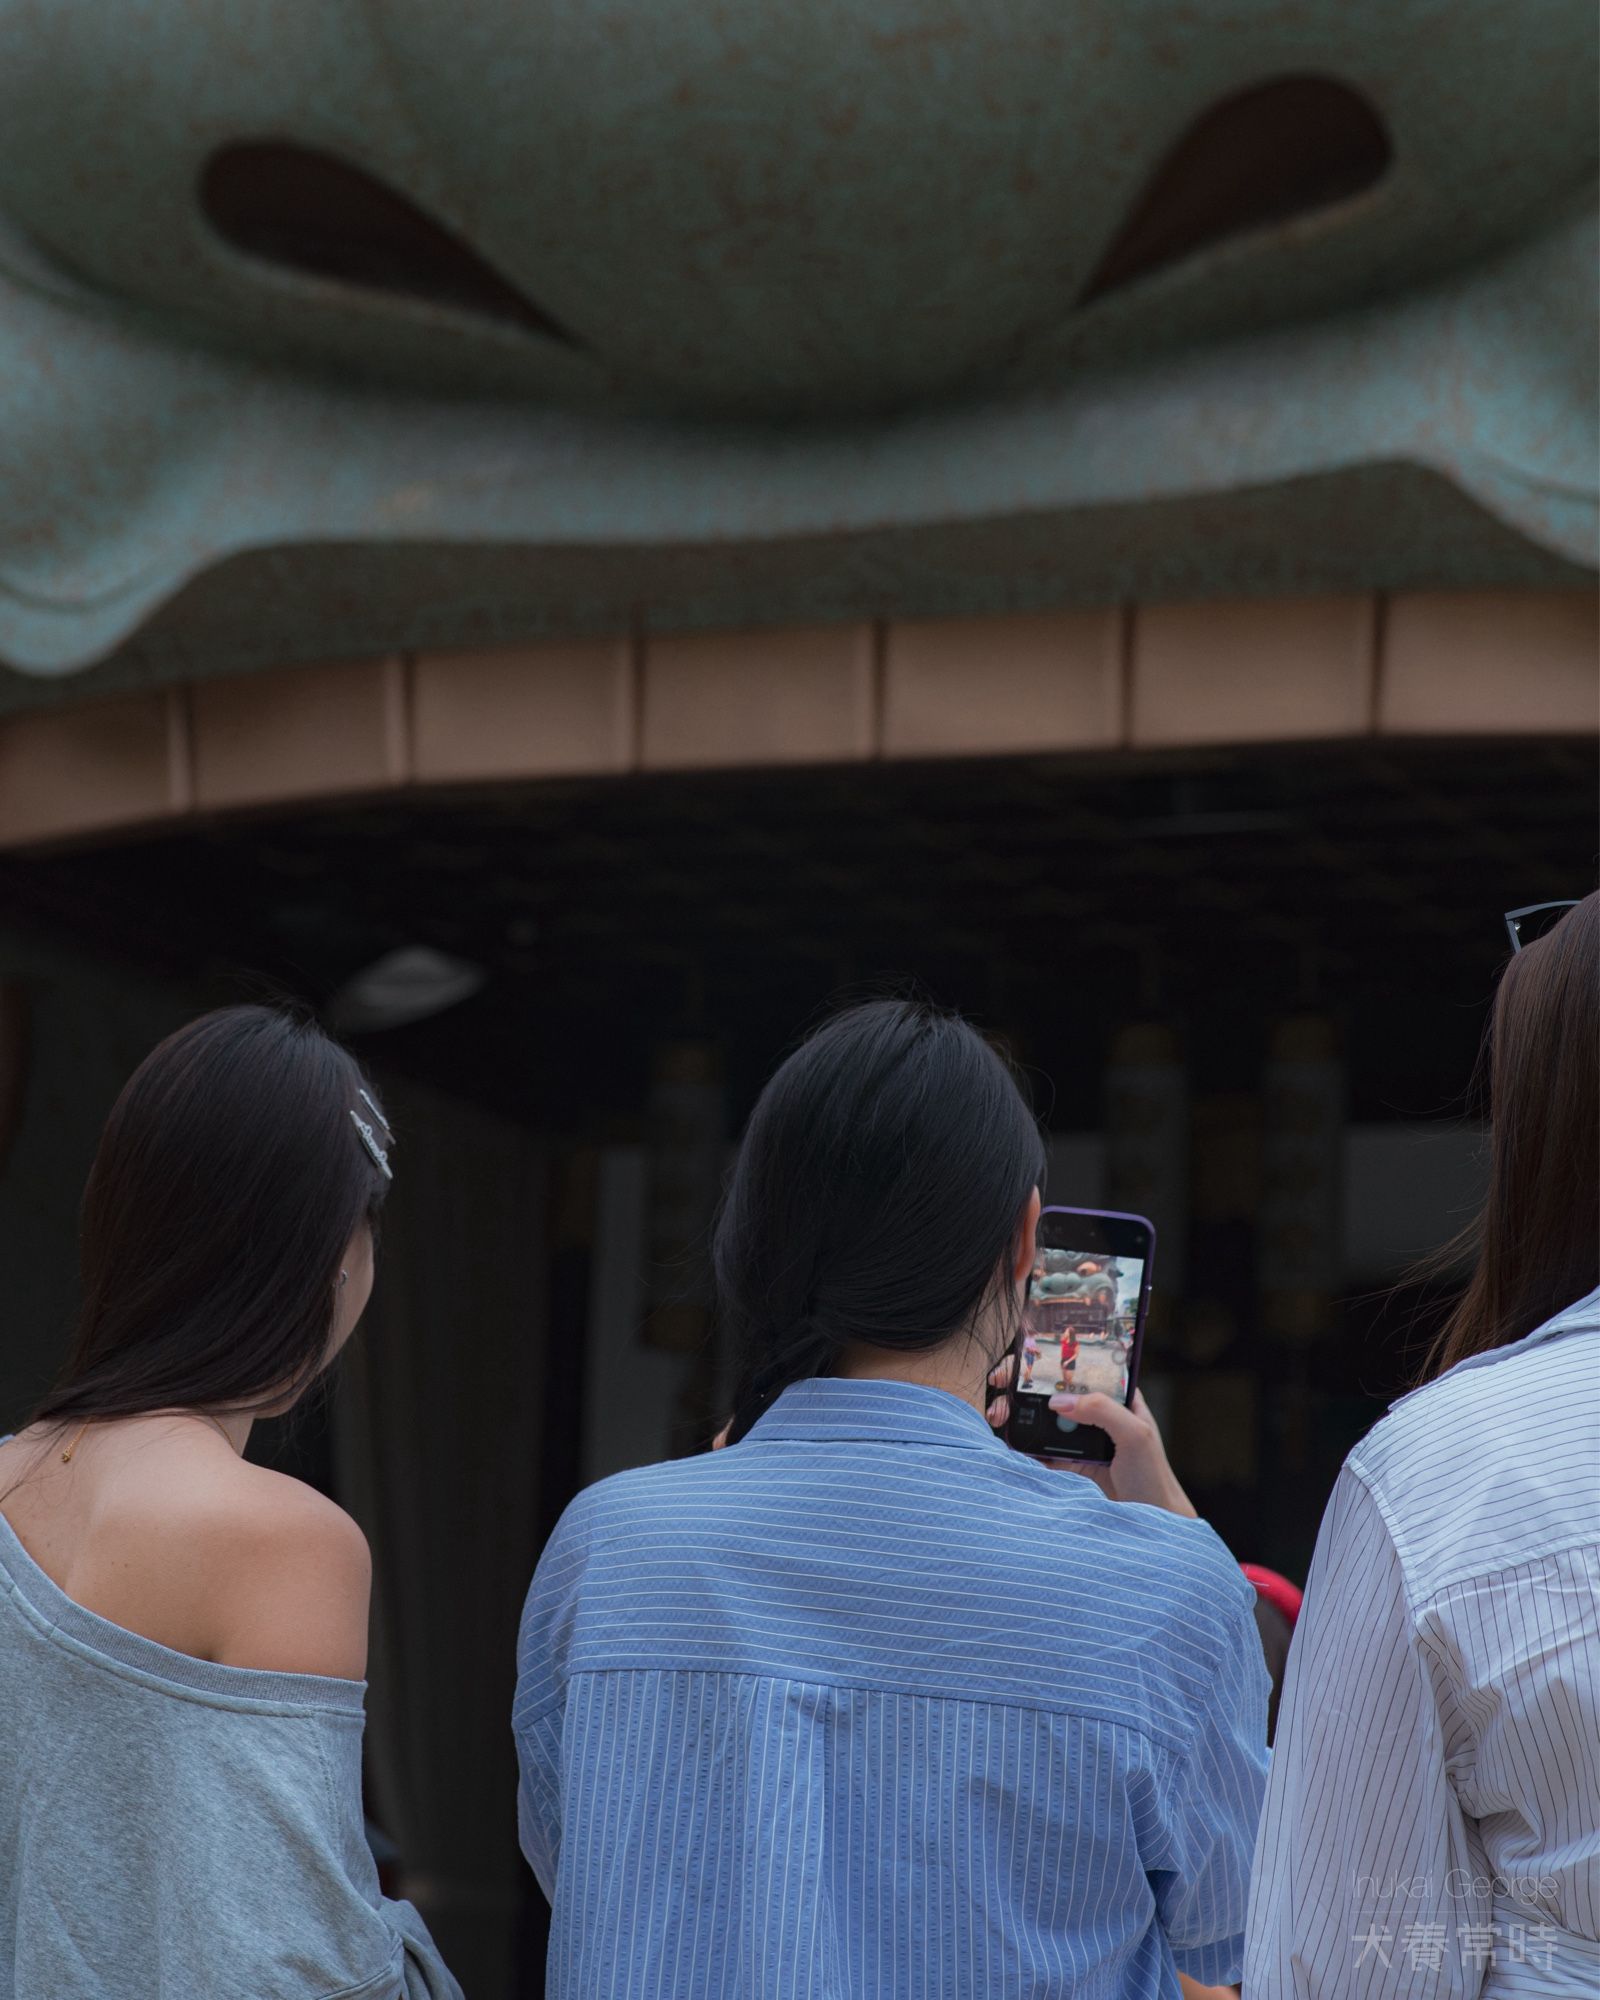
[514,1702,566,1900]
[1152,1567,1273,1987]
[379,1894,473,2000]
[1242,1463,1484,1999]
[513,1493,593,1900]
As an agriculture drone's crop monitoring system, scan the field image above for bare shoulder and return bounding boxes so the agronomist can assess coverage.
[216,1463,372,1594]
[195,1463,372,1679]
[2,1429,371,1678]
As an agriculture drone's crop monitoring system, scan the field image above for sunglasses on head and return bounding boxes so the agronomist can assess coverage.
[1503,902,1579,953]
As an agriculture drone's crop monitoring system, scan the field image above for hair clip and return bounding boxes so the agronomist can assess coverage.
[356,1087,393,1138]
[350,1110,394,1180]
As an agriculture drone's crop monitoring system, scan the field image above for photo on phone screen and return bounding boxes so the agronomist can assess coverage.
[1005,1206,1153,1463]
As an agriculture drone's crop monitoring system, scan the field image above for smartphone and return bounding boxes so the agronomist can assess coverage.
[1004,1205,1154,1463]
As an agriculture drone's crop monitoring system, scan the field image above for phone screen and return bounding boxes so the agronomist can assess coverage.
[1005,1206,1154,1462]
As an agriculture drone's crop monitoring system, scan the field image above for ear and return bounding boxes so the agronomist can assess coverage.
[1013,1187,1042,1284]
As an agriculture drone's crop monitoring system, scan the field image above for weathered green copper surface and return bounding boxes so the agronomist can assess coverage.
[0,0,1594,683]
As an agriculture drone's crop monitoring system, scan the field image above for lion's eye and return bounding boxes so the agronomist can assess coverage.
[1081,74,1392,305]
[200,141,581,346]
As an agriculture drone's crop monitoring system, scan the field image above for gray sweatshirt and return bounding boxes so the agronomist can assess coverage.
[0,1502,462,2000]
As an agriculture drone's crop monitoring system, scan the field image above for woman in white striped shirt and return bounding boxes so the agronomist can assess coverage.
[1244,892,1600,1998]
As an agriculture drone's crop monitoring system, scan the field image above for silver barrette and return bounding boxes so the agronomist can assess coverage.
[357,1087,393,1138]
[350,1111,394,1180]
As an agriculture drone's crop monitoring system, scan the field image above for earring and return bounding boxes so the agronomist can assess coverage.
[339,1270,348,1289]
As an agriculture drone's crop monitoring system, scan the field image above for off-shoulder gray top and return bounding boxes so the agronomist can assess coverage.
[0,1479,460,2000]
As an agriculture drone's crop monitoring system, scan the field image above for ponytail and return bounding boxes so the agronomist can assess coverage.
[725,1319,832,1446]
[716,999,1044,1445]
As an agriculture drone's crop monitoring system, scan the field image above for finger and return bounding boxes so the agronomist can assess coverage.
[985,1393,1011,1429]
[711,1420,732,1451]
[1047,1390,1142,1444]
[1124,1387,1169,1439]
[988,1351,1018,1391]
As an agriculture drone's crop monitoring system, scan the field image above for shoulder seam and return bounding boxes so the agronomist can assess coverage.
[1338,1458,1425,1627]
[549,1663,1198,1757]
[310,1712,344,1839]
[1413,1532,1600,1612]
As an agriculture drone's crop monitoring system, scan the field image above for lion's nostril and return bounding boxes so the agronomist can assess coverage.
[200,141,582,347]
[1080,75,1393,306]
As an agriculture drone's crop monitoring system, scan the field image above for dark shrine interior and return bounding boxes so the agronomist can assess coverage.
[1,733,1592,1574]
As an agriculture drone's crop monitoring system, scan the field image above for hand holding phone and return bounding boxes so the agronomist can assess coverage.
[1039,1388,1196,1515]
[1003,1205,1153,1465]
[988,1358,1196,1514]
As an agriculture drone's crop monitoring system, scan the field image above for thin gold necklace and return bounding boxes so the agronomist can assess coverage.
[60,1409,237,1464]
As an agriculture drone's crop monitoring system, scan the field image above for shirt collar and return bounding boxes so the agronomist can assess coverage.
[746,1376,1004,1451]
[1389,1282,1600,1410]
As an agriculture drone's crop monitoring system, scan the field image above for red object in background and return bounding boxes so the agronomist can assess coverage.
[1240,1563,1303,1629]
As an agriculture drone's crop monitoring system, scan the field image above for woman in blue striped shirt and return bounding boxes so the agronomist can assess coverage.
[1245,893,1600,1998]
[517,999,1268,1998]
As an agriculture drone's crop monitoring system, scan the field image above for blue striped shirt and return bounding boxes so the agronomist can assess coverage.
[1244,1287,1600,1998]
[515,1377,1269,1997]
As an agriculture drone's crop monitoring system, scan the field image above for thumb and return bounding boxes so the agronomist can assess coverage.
[1049,1390,1139,1444]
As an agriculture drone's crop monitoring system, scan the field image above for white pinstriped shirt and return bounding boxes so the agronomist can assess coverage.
[1244,1287,1600,1999]
[515,1378,1268,1998]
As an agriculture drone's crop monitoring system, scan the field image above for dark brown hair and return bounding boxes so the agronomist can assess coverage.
[34,1005,391,1426]
[1425,891,1599,1380]
[717,998,1045,1444]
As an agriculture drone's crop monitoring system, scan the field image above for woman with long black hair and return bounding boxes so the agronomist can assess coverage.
[516,997,1268,1998]
[0,1006,460,2000]
[1244,894,1600,1998]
